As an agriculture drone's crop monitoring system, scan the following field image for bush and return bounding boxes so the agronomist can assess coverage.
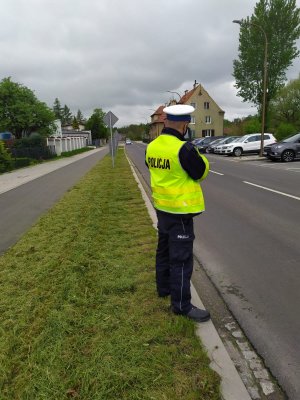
[275,122,297,141]
[10,146,54,160]
[244,118,261,134]
[0,141,13,173]
[61,147,91,157]
[13,158,32,169]
[13,135,47,149]
[9,135,54,160]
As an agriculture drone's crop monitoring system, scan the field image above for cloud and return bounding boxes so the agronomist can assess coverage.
[0,0,299,126]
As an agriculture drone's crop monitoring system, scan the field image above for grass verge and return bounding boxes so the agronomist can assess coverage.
[0,149,220,399]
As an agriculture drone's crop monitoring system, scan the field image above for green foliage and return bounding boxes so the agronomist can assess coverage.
[85,108,108,140]
[61,147,91,157]
[10,135,53,160]
[61,104,73,126]
[224,115,262,136]
[12,157,33,169]
[0,77,56,139]
[52,99,74,126]
[118,123,148,140]
[72,116,79,130]
[244,117,261,134]
[52,97,62,120]
[12,135,47,149]
[76,109,84,124]
[275,122,297,140]
[270,74,300,129]
[0,141,13,173]
[233,0,300,126]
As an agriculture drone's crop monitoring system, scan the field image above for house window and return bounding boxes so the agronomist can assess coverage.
[190,102,196,109]
[190,129,195,138]
[205,116,212,124]
[204,102,210,109]
[202,129,215,137]
[190,116,196,124]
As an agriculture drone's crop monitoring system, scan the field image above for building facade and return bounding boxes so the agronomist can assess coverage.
[180,82,224,139]
[149,82,225,141]
[149,105,166,141]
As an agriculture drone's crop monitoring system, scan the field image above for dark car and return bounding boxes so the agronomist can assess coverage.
[196,136,225,153]
[264,133,300,162]
[192,138,205,146]
[206,137,230,153]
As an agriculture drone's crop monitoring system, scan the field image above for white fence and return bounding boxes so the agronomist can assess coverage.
[46,136,87,156]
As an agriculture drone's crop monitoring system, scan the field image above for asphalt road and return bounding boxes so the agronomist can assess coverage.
[0,148,108,255]
[126,142,300,400]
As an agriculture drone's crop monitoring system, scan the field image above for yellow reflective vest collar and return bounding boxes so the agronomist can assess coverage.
[146,134,207,214]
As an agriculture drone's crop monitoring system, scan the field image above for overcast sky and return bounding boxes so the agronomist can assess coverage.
[1,0,300,127]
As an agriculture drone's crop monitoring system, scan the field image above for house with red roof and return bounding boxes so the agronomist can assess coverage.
[149,81,225,141]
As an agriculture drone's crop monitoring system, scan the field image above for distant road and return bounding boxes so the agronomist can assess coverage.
[126,142,300,399]
[0,148,108,254]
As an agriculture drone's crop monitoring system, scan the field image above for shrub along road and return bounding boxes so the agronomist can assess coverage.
[0,149,220,399]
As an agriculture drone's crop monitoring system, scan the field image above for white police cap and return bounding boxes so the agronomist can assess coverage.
[163,104,195,121]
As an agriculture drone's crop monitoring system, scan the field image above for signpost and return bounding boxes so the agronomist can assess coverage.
[104,111,119,168]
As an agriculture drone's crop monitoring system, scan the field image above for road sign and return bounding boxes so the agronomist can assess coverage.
[104,111,119,168]
[104,111,118,127]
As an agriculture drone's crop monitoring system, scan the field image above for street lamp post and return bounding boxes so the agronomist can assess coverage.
[166,90,181,102]
[233,19,268,157]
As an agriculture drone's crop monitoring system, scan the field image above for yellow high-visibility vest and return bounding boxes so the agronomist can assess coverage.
[146,134,209,214]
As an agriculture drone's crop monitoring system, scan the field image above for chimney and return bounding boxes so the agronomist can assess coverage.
[193,79,198,88]
[184,90,188,95]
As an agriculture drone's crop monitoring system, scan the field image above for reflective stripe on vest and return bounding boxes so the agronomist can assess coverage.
[146,134,206,214]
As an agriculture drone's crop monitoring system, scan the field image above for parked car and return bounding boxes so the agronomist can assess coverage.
[214,136,240,154]
[220,133,276,157]
[195,136,225,153]
[192,138,205,146]
[125,138,132,145]
[264,132,300,162]
[206,138,227,153]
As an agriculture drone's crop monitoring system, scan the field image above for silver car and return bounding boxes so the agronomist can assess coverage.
[265,133,300,162]
[214,136,240,154]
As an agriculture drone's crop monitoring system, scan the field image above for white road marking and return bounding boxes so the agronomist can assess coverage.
[210,170,224,175]
[243,181,300,201]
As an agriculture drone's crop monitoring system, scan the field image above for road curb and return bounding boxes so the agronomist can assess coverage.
[126,153,252,400]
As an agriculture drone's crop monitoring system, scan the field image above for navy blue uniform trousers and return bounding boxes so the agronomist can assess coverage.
[156,210,195,314]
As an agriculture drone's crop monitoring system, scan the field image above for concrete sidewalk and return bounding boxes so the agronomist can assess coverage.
[0,147,106,195]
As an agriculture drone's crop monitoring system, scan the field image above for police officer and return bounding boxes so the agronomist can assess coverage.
[146,104,210,323]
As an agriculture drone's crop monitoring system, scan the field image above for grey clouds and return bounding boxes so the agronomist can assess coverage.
[1,0,299,126]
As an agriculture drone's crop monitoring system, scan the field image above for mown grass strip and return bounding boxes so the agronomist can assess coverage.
[0,149,220,399]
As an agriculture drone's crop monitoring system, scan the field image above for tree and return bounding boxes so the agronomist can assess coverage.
[243,116,261,134]
[275,122,297,140]
[61,105,73,126]
[76,109,84,125]
[85,108,108,140]
[270,74,300,128]
[0,77,55,139]
[118,124,146,140]
[72,116,79,130]
[53,98,62,120]
[233,0,300,129]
